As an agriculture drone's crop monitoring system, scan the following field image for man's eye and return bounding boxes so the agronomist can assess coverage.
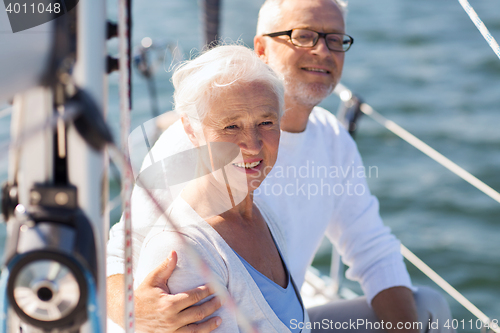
[327,35,342,44]
[295,34,313,41]
[224,125,238,130]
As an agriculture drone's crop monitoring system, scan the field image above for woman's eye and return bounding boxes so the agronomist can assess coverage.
[224,125,238,130]
[260,121,273,126]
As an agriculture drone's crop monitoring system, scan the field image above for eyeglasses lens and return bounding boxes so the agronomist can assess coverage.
[290,29,317,47]
[290,29,351,52]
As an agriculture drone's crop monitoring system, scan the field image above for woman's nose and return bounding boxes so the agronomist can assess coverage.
[239,129,263,154]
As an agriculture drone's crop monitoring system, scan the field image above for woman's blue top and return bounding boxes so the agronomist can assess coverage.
[233,249,304,332]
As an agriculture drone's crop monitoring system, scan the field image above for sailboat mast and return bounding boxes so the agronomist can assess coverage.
[70,0,108,331]
[0,1,109,332]
[202,0,221,47]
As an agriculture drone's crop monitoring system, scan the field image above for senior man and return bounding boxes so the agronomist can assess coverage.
[107,0,454,332]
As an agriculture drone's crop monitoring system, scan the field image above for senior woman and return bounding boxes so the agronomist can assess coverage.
[133,45,310,332]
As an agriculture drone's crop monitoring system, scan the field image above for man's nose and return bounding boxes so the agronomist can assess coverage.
[311,36,331,55]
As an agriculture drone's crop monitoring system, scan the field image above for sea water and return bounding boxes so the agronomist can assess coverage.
[0,0,499,329]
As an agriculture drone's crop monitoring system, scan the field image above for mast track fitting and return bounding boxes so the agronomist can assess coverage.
[1,184,18,222]
[1,184,99,332]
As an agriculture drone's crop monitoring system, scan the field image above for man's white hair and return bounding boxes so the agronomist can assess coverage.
[172,44,285,129]
[256,0,348,36]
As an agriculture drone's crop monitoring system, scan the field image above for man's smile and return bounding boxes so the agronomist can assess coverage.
[301,67,331,74]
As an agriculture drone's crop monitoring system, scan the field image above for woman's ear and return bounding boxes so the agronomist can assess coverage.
[181,115,200,147]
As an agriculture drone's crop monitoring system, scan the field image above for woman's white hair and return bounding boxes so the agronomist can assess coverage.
[172,44,285,129]
[256,0,348,36]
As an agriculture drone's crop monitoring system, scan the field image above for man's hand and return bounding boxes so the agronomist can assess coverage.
[107,251,222,333]
[371,286,419,333]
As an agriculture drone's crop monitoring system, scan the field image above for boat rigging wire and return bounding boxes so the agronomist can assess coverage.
[0,107,79,157]
[401,245,500,333]
[335,83,498,329]
[346,3,500,319]
[118,0,135,329]
[335,84,500,206]
[109,194,123,212]
[457,0,500,61]
[0,107,12,121]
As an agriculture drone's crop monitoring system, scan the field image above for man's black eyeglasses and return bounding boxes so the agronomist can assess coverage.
[263,28,354,52]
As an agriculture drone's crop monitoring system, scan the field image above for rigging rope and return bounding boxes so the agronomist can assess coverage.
[0,107,79,155]
[118,0,135,330]
[457,0,500,61]
[358,101,500,205]
[335,84,500,205]
[401,245,500,333]
[334,84,498,329]
[0,107,12,121]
